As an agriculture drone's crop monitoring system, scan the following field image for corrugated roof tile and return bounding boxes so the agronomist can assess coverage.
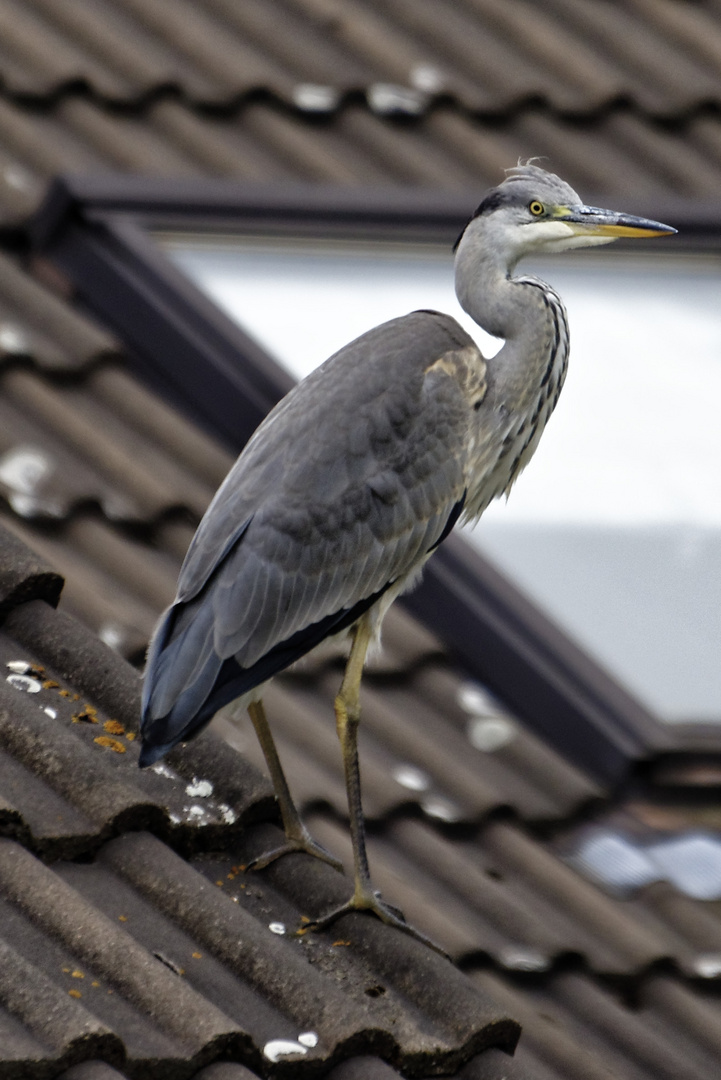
[0,645,272,856]
[0,252,119,370]
[115,0,297,101]
[292,813,721,979]
[1,516,163,658]
[470,969,721,1080]
[0,367,216,522]
[0,0,133,100]
[0,519,62,614]
[58,98,204,177]
[0,0,715,121]
[0,935,122,1072]
[27,0,217,103]
[0,827,518,1074]
[61,1064,132,1080]
[540,0,721,116]
[206,0,377,90]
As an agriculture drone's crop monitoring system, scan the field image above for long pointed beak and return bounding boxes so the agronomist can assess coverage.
[558,205,677,239]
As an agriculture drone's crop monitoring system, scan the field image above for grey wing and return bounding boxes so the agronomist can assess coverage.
[143,312,485,724]
[205,313,482,664]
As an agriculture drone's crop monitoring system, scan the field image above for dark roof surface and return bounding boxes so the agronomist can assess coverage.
[0,539,522,1078]
[0,0,719,226]
[3,524,721,1080]
[0,2,721,1078]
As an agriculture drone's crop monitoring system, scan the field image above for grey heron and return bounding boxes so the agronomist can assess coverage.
[140,165,674,946]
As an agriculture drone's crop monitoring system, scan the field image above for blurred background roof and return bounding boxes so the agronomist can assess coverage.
[0,0,719,223]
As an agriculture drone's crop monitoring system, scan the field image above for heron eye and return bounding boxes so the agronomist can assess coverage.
[529,200,544,216]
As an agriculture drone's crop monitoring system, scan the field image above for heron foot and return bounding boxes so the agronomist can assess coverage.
[298,887,449,959]
[244,829,344,873]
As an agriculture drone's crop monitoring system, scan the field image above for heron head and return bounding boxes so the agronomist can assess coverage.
[456,164,676,270]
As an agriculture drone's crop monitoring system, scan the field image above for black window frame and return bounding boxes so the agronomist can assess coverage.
[25,174,721,784]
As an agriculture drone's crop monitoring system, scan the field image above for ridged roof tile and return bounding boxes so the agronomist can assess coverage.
[0,0,715,224]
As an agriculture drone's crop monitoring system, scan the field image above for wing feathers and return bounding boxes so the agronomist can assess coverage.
[142,311,483,759]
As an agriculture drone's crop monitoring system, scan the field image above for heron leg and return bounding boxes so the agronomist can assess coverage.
[300,615,447,958]
[245,698,342,872]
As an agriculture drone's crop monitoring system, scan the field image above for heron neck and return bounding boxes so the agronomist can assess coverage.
[455,244,565,413]
[455,236,537,336]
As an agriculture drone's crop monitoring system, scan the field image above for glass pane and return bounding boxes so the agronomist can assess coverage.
[159,234,721,723]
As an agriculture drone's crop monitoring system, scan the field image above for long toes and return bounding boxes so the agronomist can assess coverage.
[371,893,406,922]
[297,892,449,960]
[243,842,294,872]
[305,841,344,872]
[244,836,343,873]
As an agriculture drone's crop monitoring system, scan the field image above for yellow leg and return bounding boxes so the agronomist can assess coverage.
[245,698,342,871]
[302,614,448,958]
[334,613,374,900]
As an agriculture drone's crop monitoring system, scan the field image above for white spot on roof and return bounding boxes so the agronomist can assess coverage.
[218,804,237,825]
[185,778,213,798]
[292,83,340,112]
[499,946,550,972]
[457,682,497,716]
[0,446,51,493]
[263,1039,308,1062]
[367,83,426,115]
[269,922,286,935]
[151,762,179,780]
[0,322,30,355]
[693,953,721,979]
[410,64,444,93]
[43,707,57,719]
[392,764,430,792]
[298,1031,318,1048]
[6,673,42,693]
[9,492,61,518]
[179,804,213,826]
[6,660,31,674]
[468,716,516,752]
[98,623,126,651]
[421,795,462,823]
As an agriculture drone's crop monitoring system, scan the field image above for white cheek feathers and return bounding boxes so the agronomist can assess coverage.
[521,219,618,254]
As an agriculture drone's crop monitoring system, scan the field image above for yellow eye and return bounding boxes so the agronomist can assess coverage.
[529,200,544,216]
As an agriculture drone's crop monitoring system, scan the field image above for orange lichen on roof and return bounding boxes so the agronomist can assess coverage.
[73,705,99,724]
[93,736,126,753]
[68,989,81,999]
[103,719,125,735]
